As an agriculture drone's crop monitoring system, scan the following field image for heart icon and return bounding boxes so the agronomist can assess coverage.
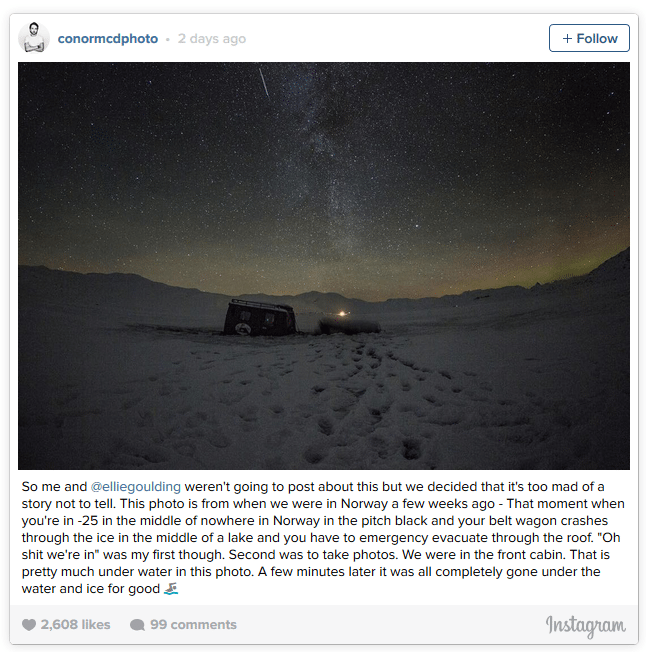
[22,619,36,631]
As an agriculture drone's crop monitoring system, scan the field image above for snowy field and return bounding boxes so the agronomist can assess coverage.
[18,251,630,470]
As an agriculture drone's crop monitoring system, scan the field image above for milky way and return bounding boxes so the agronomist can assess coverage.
[19,63,629,300]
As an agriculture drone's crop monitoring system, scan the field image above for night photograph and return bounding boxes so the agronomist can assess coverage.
[19,63,630,470]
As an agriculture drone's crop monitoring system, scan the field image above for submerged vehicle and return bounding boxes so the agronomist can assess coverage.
[223,299,297,336]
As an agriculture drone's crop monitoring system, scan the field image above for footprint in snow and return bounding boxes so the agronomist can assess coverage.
[402,438,421,460]
[303,448,326,464]
[318,417,334,436]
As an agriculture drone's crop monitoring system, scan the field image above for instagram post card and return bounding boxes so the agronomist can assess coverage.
[10,10,637,645]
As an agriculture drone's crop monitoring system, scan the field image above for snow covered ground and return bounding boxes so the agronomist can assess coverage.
[18,250,630,470]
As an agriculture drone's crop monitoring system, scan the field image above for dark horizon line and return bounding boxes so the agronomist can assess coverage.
[18,246,629,305]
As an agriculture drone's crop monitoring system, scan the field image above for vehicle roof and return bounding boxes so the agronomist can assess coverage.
[229,298,295,313]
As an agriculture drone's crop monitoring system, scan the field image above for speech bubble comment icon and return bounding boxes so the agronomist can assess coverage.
[130,619,145,631]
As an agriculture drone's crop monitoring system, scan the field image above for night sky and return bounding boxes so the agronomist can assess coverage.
[19,63,629,301]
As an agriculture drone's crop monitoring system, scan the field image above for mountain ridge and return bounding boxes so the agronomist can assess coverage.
[19,247,629,316]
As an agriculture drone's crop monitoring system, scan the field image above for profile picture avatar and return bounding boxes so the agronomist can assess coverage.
[19,22,50,52]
